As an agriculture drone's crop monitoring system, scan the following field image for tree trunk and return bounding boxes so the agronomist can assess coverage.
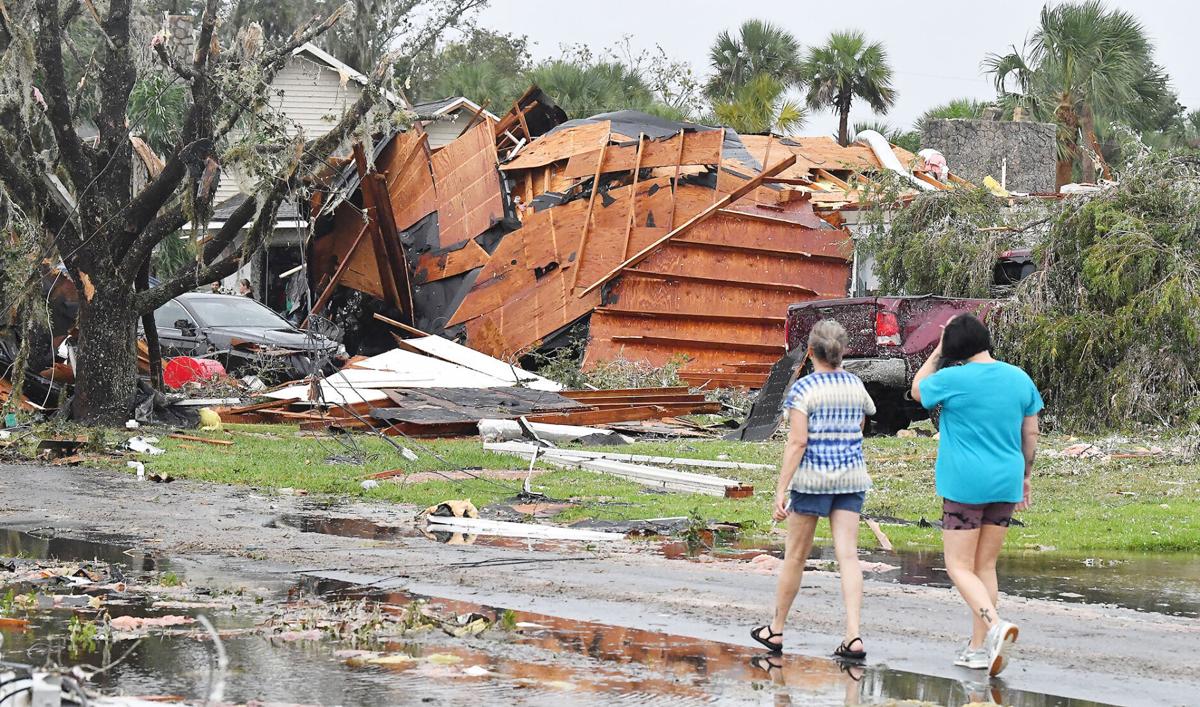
[137,259,164,390]
[1079,104,1110,182]
[1054,99,1080,189]
[71,283,140,424]
[837,102,850,147]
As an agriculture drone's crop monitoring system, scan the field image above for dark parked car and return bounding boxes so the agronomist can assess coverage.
[144,293,344,380]
[784,249,1035,433]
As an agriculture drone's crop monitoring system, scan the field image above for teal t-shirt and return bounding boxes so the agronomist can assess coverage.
[918,361,1044,504]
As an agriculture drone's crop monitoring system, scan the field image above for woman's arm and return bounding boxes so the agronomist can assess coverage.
[910,338,943,404]
[1017,414,1039,510]
[774,408,809,521]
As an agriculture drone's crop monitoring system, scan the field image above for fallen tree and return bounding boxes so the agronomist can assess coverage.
[861,154,1200,430]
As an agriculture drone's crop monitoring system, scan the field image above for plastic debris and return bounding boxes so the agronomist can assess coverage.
[126,461,146,480]
[198,407,222,431]
[360,480,379,490]
[126,436,165,455]
[125,419,140,430]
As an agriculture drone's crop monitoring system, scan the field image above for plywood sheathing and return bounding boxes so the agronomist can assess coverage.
[584,204,852,372]
[430,119,505,249]
[500,120,611,171]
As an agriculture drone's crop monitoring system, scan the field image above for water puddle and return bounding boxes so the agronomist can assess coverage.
[278,512,1200,620]
[0,526,1115,706]
[655,537,1200,619]
[275,513,600,553]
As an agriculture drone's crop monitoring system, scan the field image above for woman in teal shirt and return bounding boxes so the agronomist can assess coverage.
[911,314,1042,678]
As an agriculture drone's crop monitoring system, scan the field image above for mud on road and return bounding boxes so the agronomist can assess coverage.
[0,463,1194,706]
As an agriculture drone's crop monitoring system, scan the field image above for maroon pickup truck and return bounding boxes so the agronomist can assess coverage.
[783,250,1034,433]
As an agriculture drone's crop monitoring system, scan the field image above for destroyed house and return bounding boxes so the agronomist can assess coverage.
[308,95,958,388]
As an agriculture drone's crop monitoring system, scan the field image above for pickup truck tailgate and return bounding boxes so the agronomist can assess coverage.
[786,297,879,355]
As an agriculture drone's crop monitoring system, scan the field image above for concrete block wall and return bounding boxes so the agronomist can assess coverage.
[922,119,1057,193]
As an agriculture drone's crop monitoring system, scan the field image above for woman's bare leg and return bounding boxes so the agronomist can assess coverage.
[829,509,863,643]
[974,523,1008,617]
[943,528,1001,649]
[770,513,819,636]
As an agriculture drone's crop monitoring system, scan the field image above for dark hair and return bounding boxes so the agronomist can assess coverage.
[940,314,991,366]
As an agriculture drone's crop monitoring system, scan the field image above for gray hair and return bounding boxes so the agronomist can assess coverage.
[808,319,848,367]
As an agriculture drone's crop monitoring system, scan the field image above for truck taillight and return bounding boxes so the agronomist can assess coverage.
[876,311,901,346]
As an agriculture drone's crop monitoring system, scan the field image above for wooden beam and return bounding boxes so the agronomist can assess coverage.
[368,172,415,320]
[621,269,819,295]
[667,129,685,230]
[352,144,402,312]
[569,140,610,290]
[373,312,431,338]
[670,238,850,263]
[576,154,796,297]
[596,308,786,325]
[608,335,784,355]
[815,168,852,191]
[301,222,369,328]
[512,100,531,141]
[620,133,646,260]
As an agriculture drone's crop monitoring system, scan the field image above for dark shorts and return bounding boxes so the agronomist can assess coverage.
[942,499,1016,530]
[789,490,866,517]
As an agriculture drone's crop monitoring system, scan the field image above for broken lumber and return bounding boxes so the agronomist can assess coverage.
[485,441,773,471]
[500,447,752,498]
[166,434,233,446]
[423,516,623,541]
[223,398,299,415]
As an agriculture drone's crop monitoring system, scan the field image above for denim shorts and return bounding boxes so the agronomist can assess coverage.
[789,490,867,517]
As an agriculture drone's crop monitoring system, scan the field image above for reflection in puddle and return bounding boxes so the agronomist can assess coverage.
[0,526,1114,706]
[280,513,1200,620]
[654,535,1200,619]
[308,576,1107,707]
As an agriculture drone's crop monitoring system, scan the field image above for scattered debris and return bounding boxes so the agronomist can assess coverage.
[423,515,623,542]
[485,441,771,471]
[125,437,165,456]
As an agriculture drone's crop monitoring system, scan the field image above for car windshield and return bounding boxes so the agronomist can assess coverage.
[186,297,292,329]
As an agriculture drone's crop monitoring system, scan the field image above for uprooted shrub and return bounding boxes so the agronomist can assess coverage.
[861,154,1200,431]
[995,155,1200,430]
[864,183,1053,298]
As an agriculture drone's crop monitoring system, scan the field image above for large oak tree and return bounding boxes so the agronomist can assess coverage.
[0,0,458,423]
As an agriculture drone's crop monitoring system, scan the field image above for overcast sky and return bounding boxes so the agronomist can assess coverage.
[476,0,1197,135]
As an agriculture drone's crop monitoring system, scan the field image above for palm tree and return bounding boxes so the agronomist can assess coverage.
[706,20,803,101]
[799,30,896,146]
[984,1,1162,184]
[712,74,806,135]
[852,120,919,153]
[916,98,989,131]
[425,62,523,112]
[527,60,658,118]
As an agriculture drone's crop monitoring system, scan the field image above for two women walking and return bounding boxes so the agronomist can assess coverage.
[754,314,1041,680]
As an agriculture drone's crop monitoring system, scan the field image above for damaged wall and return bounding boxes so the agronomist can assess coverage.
[921,119,1056,193]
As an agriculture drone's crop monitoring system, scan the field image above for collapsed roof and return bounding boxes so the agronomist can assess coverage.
[307,91,962,387]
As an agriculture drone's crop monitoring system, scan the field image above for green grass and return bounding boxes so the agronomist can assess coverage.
[101,424,1200,554]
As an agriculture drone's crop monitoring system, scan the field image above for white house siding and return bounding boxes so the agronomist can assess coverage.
[213,55,363,206]
[423,113,471,149]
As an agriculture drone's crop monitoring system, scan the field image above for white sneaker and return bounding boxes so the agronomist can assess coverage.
[954,642,989,669]
[985,620,1019,676]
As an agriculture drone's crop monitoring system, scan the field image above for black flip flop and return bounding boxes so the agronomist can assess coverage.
[750,654,784,677]
[833,637,866,661]
[750,625,783,653]
[836,658,865,681]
